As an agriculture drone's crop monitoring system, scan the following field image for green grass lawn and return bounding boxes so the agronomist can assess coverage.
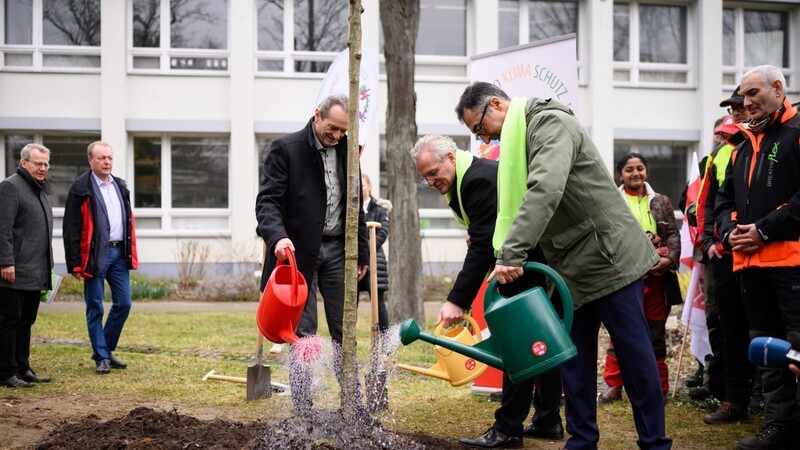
[4,306,764,450]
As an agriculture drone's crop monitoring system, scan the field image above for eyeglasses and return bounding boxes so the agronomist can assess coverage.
[24,159,50,169]
[727,105,745,114]
[418,162,442,185]
[473,102,490,136]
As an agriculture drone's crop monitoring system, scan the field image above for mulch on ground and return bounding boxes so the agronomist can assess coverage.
[35,407,264,450]
[35,406,461,450]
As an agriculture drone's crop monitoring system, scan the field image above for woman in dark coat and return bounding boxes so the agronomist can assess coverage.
[357,174,390,333]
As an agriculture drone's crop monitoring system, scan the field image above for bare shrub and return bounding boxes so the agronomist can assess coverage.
[174,240,211,289]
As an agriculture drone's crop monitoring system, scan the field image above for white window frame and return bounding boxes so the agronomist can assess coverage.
[254,0,472,81]
[254,0,344,78]
[721,2,795,90]
[613,0,695,88]
[0,0,101,73]
[414,0,471,81]
[127,0,231,76]
[504,0,587,86]
[373,0,471,83]
[129,134,232,237]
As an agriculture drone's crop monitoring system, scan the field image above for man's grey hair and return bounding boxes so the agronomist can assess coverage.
[741,65,786,91]
[20,143,50,160]
[454,81,511,124]
[410,135,458,163]
[318,93,349,118]
[87,140,112,158]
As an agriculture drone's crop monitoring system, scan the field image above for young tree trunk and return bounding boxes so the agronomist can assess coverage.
[341,0,363,425]
[380,0,424,324]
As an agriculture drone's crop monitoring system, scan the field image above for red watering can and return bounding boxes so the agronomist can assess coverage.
[256,249,309,344]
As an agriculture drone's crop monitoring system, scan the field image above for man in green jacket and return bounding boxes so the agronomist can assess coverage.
[455,82,671,450]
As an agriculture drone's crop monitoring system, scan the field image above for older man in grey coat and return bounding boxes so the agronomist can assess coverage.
[0,143,54,388]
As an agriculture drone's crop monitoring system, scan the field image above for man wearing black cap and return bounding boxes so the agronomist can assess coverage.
[719,85,749,125]
[694,85,754,425]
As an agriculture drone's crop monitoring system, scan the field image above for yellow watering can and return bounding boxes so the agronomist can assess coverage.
[396,315,488,387]
[399,262,576,384]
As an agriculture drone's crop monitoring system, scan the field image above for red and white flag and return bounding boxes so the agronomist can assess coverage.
[679,152,712,363]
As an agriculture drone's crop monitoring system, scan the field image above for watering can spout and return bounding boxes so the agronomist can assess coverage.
[398,318,505,370]
[396,361,450,381]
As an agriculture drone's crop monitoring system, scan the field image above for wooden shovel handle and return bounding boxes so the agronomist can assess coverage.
[366,221,381,328]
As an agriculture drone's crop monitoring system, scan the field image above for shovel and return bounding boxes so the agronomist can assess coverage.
[246,333,272,400]
[365,221,389,412]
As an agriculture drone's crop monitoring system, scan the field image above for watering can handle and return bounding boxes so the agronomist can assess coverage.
[485,262,573,332]
[433,314,483,343]
[285,249,299,304]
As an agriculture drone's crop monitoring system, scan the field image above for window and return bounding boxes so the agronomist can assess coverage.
[293,0,347,73]
[722,6,792,88]
[1,0,101,71]
[255,0,348,74]
[613,2,691,86]
[130,0,229,73]
[417,0,466,57]
[376,0,468,79]
[613,142,690,208]
[379,134,470,233]
[497,0,583,83]
[3,133,100,208]
[498,0,520,50]
[256,0,283,72]
[133,135,230,233]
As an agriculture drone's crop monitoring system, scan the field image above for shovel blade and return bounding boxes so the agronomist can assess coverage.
[246,364,272,400]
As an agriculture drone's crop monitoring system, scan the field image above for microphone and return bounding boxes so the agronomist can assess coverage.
[748,337,800,368]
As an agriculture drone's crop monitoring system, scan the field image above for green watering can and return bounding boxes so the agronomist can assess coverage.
[399,262,576,384]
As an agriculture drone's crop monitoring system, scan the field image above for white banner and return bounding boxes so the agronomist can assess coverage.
[469,35,579,158]
[312,48,379,147]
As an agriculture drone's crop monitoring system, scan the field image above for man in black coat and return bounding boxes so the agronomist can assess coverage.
[256,93,369,411]
[0,143,54,388]
[411,135,563,449]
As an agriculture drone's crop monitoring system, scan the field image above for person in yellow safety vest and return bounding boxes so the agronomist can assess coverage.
[410,135,565,449]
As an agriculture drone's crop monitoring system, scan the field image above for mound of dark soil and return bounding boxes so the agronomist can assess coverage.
[34,407,461,450]
[35,407,263,450]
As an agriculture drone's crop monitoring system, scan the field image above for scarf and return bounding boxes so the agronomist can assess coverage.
[493,97,529,253]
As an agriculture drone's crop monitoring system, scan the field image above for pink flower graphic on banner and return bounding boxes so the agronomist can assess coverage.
[358,85,370,123]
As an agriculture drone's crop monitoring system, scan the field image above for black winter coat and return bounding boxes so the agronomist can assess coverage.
[358,197,389,292]
[255,117,369,291]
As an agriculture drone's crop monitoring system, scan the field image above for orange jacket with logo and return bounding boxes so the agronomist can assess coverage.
[715,98,800,271]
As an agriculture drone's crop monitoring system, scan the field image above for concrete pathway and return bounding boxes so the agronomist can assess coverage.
[41,299,443,316]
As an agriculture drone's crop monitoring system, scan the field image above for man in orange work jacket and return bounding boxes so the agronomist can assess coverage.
[715,65,800,450]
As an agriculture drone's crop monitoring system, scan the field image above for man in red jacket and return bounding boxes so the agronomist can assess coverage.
[63,142,138,375]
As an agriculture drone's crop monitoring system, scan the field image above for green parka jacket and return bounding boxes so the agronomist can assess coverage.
[497,98,658,309]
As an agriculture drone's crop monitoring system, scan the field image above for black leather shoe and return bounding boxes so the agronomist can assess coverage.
[524,422,564,440]
[688,386,710,400]
[2,375,35,388]
[459,428,523,449]
[736,425,794,450]
[20,370,50,383]
[109,354,127,369]
[703,401,750,425]
[96,359,111,374]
